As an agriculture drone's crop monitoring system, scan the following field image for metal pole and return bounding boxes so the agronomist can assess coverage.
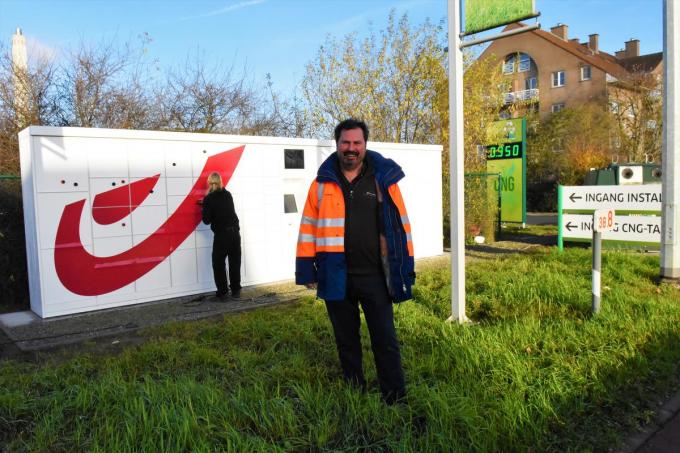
[557,185,564,251]
[447,0,467,323]
[661,0,680,280]
[592,230,602,314]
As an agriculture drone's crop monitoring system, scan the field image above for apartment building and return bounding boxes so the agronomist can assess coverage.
[478,22,663,120]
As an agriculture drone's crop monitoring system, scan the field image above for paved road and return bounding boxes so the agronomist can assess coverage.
[526,212,557,225]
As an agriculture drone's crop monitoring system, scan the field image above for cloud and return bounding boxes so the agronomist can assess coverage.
[180,0,266,21]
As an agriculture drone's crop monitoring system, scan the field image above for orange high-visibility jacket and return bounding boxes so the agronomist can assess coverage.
[295,151,415,302]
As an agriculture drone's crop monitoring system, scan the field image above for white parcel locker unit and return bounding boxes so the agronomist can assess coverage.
[19,126,443,318]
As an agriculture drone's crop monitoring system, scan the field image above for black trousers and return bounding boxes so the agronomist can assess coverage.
[324,273,405,401]
[211,229,241,295]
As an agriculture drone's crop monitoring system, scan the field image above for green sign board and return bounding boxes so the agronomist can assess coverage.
[486,118,526,223]
[464,0,535,35]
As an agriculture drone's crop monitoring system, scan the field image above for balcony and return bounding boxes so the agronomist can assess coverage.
[504,88,539,105]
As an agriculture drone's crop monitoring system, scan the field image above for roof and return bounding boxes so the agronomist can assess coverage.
[502,22,629,79]
[618,52,663,73]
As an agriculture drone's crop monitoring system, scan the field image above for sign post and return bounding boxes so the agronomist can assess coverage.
[592,209,615,314]
[448,0,540,323]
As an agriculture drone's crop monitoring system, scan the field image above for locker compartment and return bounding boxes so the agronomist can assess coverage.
[241,240,265,284]
[134,259,171,292]
[166,194,203,241]
[166,177,194,196]
[87,141,129,177]
[90,177,131,208]
[39,248,97,306]
[35,136,89,192]
[131,205,168,236]
[36,192,93,250]
[92,235,134,257]
[195,229,213,248]
[173,231,196,251]
[95,281,136,305]
[171,248,198,287]
[129,142,166,178]
[164,143,193,177]
[92,208,132,239]
[130,176,166,206]
[190,142,241,177]
[196,247,214,284]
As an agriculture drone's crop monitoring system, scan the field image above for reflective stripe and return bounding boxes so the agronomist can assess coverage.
[401,215,410,225]
[298,233,315,243]
[317,182,325,208]
[301,215,316,225]
[317,217,345,227]
[316,237,344,247]
[406,232,412,242]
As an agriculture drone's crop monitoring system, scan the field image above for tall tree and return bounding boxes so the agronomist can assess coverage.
[608,71,662,164]
[302,12,448,144]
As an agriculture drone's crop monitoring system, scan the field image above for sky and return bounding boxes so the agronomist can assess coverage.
[0,0,664,95]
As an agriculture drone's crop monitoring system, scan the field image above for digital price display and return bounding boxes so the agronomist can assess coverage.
[486,142,523,160]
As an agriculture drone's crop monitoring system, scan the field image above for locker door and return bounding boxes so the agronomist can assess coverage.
[36,192,93,251]
[35,136,89,193]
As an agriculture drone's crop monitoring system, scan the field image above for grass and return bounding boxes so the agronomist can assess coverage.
[1,248,679,451]
[465,0,534,34]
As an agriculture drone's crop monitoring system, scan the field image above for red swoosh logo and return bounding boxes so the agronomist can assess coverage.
[92,174,161,224]
[54,146,244,296]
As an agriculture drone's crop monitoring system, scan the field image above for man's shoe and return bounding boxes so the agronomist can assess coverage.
[230,290,241,299]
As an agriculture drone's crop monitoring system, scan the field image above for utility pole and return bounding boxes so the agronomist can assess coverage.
[661,0,680,281]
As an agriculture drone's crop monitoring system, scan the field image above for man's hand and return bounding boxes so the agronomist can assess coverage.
[305,283,317,290]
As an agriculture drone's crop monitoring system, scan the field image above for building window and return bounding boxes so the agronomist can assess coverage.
[525,77,537,90]
[284,149,304,169]
[552,137,564,153]
[610,101,620,113]
[551,70,565,87]
[580,65,592,81]
[503,55,515,74]
[283,194,298,213]
[518,53,531,72]
[551,103,565,113]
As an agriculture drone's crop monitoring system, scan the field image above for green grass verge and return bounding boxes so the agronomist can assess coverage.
[1,248,679,451]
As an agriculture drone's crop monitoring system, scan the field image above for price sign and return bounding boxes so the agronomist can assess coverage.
[593,209,615,232]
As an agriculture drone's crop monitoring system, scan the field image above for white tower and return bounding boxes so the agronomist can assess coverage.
[11,27,29,125]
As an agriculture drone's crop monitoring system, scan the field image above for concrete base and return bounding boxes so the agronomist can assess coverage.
[660,267,680,282]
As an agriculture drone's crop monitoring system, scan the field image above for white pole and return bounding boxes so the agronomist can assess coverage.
[447,0,467,323]
[661,0,680,280]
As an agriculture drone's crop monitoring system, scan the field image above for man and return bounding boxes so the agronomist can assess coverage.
[202,171,242,299]
[295,118,415,404]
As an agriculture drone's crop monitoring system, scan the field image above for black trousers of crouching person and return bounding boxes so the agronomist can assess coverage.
[324,273,406,403]
[211,227,241,295]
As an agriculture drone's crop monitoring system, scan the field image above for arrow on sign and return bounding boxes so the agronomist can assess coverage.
[569,193,582,203]
[565,221,577,232]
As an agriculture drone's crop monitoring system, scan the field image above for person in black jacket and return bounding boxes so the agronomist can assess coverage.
[202,172,242,299]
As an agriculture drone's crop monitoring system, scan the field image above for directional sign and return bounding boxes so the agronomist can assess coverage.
[562,184,662,211]
[562,214,661,243]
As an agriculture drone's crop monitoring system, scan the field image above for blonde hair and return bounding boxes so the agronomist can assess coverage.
[207,172,223,193]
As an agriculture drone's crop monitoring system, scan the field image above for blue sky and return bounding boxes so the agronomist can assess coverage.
[0,0,664,94]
